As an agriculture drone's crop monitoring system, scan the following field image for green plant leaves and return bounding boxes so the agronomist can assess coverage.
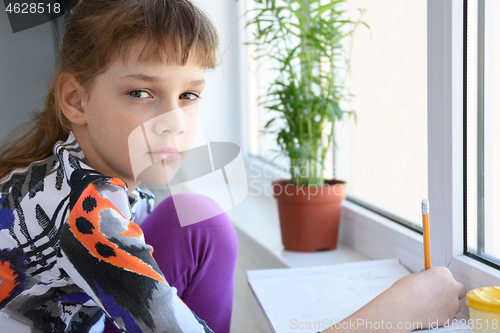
[312,0,343,18]
[243,0,368,186]
[294,0,309,14]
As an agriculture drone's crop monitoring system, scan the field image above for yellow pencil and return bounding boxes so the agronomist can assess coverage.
[422,199,431,270]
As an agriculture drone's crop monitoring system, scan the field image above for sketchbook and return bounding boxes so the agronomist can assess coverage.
[247,258,471,333]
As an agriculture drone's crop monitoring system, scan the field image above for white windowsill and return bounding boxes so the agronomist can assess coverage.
[225,179,472,322]
[225,189,369,269]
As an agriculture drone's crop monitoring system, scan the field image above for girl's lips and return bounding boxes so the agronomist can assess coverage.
[149,152,180,162]
[149,146,181,162]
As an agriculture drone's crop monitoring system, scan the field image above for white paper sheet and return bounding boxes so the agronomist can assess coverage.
[247,259,471,333]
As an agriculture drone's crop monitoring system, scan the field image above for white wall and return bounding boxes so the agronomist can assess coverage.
[194,0,244,148]
[0,6,56,142]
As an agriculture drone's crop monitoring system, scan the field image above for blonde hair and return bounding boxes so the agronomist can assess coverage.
[0,0,219,180]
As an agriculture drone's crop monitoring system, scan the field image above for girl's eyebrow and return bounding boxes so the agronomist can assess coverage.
[122,74,205,86]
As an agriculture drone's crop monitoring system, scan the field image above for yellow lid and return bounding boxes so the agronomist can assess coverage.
[466,287,500,313]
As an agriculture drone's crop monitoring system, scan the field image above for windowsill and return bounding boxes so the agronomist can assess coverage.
[225,189,369,269]
[224,182,475,324]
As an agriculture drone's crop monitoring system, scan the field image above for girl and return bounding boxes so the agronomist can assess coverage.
[0,0,465,333]
[0,0,238,332]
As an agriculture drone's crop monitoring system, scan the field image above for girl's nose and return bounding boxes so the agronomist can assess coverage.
[153,107,187,135]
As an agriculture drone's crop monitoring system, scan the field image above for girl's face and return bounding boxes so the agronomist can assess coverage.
[76,40,205,194]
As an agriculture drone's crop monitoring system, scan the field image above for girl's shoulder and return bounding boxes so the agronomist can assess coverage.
[0,132,93,210]
[0,132,133,295]
[0,132,131,264]
[0,136,86,309]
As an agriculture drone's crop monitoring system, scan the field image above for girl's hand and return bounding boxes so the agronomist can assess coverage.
[390,266,466,328]
[323,266,466,332]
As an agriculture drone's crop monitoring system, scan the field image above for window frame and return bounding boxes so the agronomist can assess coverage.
[463,0,500,270]
[417,0,500,295]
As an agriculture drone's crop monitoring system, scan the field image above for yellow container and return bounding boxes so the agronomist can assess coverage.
[466,287,500,333]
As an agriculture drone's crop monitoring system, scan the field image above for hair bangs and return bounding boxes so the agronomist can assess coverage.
[112,0,219,69]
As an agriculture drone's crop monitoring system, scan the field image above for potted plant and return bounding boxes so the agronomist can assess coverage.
[244,0,367,251]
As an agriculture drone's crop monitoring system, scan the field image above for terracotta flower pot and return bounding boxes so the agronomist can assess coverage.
[272,178,347,252]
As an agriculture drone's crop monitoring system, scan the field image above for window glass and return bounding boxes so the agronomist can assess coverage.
[466,0,500,263]
[346,0,427,227]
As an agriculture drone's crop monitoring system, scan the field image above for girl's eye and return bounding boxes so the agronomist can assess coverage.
[180,92,200,100]
[128,90,151,99]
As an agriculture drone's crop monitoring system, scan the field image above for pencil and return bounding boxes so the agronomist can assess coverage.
[422,199,431,270]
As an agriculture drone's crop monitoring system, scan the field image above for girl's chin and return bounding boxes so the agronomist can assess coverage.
[136,162,181,187]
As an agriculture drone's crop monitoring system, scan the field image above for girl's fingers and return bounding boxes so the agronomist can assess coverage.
[457,283,467,299]
[456,300,463,314]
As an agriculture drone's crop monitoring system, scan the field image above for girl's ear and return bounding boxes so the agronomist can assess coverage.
[58,73,87,126]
